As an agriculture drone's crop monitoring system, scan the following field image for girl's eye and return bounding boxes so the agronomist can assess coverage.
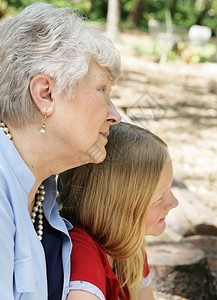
[153,197,163,205]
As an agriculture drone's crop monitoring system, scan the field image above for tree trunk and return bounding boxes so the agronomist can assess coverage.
[195,0,209,25]
[146,242,215,299]
[196,8,208,25]
[131,0,145,26]
[153,291,188,300]
[170,0,179,18]
[106,0,120,43]
[87,0,93,13]
[182,235,217,296]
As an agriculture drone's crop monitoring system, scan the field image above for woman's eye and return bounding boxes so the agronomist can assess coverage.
[98,87,106,93]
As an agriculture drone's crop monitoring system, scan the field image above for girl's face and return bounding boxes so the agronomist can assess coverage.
[145,157,178,236]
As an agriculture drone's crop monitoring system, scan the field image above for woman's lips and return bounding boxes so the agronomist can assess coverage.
[100,132,109,138]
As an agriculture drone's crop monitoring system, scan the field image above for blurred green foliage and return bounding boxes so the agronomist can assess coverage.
[0,0,216,63]
[1,0,217,35]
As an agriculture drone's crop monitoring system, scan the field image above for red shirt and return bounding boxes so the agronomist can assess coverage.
[69,226,150,300]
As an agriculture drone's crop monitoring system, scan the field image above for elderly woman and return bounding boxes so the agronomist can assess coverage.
[0,2,120,300]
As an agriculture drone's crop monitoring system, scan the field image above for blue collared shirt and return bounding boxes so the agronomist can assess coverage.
[0,130,72,299]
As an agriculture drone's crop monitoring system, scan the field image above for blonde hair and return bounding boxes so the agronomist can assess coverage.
[58,122,168,299]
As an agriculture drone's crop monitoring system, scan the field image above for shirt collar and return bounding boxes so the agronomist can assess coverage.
[0,129,35,194]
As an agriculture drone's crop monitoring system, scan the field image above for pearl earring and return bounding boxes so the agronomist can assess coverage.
[40,113,47,134]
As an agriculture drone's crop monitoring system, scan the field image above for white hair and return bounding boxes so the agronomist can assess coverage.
[0,2,120,125]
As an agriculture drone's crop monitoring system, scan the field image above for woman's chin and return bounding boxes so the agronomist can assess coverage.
[91,150,106,164]
[86,138,108,164]
[87,144,106,164]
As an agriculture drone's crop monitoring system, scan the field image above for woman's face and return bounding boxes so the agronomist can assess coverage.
[55,60,121,166]
[145,157,178,236]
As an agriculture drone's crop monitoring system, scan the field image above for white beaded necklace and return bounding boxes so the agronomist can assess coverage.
[0,121,12,140]
[31,184,45,241]
[0,121,45,241]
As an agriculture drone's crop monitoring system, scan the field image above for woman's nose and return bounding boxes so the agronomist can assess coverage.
[107,98,121,125]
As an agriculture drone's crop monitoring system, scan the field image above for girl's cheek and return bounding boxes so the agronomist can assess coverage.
[146,205,162,226]
[145,211,157,228]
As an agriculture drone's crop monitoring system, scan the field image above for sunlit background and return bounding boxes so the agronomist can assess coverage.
[1,0,217,298]
[1,0,216,225]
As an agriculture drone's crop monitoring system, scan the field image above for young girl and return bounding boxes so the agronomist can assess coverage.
[58,122,178,300]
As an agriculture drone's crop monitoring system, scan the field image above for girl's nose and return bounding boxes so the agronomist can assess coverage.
[166,191,179,211]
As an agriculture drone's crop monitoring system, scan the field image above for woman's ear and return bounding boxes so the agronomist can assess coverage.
[29,74,56,116]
